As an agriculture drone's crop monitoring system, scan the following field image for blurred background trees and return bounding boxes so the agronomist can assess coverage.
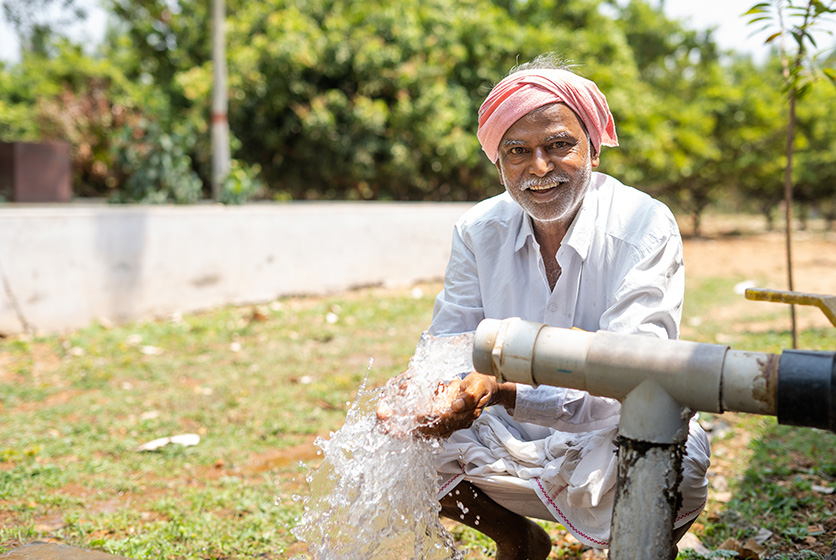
[0,0,834,223]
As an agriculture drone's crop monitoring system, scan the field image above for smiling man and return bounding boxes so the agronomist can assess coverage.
[423,55,711,559]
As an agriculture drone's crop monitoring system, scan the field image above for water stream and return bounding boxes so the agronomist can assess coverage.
[291,332,474,560]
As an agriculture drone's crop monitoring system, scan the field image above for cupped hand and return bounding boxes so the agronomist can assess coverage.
[416,372,511,439]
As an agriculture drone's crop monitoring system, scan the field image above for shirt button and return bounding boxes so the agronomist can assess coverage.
[549,304,557,312]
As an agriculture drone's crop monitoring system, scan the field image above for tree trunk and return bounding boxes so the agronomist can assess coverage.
[784,92,797,349]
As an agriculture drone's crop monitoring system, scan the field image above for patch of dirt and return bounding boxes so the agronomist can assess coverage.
[9,389,85,414]
[683,230,836,334]
[238,442,323,475]
[683,231,836,292]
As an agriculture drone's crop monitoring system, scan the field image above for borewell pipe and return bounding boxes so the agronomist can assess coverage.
[471,318,836,559]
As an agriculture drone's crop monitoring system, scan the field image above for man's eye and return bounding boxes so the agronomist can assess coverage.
[509,147,525,155]
[550,141,569,149]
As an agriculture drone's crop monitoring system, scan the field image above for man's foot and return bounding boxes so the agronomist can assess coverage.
[494,516,552,560]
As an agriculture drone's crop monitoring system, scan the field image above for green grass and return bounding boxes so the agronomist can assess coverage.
[695,417,836,557]
[682,274,836,558]
[1,274,834,559]
[0,285,437,558]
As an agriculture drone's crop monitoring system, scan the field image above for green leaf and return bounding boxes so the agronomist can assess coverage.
[742,3,771,17]
[765,31,783,44]
[746,15,772,25]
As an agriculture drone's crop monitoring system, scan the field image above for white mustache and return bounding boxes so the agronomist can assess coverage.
[518,174,571,191]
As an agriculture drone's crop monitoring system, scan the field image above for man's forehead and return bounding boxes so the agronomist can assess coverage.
[501,103,586,143]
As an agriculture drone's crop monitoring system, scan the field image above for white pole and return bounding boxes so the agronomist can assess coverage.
[211,0,230,201]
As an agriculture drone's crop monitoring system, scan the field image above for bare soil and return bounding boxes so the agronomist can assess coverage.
[683,227,836,333]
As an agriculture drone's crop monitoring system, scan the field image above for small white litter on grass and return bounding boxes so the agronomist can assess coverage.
[734,280,757,295]
[135,433,200,452]
[140,345,163,355]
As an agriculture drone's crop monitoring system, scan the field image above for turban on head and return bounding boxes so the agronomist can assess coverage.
[477,68,618,163]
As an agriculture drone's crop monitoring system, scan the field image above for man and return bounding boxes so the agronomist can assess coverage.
[419,55,710,559]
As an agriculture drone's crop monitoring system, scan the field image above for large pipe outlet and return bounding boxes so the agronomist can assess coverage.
[472,318,836,433]
[778,350,836,432]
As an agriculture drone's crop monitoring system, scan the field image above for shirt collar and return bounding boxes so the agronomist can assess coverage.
[512,173,602,261]
[514,210,536,252]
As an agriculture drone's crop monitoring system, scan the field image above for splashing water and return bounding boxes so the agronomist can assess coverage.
[291,331,474,560]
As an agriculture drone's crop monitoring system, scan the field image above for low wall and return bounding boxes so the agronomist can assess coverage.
[0,201,474,335]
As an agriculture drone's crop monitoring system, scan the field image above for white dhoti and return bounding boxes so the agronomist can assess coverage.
[435,405,710,548]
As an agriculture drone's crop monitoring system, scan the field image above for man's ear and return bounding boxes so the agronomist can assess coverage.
[591,152,600,168]
[494,161,504,185]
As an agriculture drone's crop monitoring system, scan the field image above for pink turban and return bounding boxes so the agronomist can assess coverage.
[477,69,618,163]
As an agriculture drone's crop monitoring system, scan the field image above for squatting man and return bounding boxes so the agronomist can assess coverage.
[377,54,710,560]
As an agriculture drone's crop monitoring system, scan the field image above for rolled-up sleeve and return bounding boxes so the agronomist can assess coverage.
[512,385,622,432]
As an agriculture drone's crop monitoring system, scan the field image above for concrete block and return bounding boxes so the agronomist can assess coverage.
[0,142,73,203]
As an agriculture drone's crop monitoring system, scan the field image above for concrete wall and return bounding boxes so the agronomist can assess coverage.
[0,201,474,335]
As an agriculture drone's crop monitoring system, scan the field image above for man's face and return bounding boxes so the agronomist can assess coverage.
[495,102,599,225]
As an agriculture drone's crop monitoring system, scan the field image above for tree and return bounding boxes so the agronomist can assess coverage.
[794,79,836,229]
[166,0,647,201]
[614,0,734,236]
[1,0,89,57]
[744,0,836,348]
[723,57,786,231]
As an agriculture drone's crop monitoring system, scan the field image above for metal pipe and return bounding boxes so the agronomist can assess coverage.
[745,288,836,327]
[472,317,836,558]
[609,379,687,558]
[473,318,780,418]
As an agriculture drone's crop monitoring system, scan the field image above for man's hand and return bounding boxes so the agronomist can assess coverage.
[416,372,516,439]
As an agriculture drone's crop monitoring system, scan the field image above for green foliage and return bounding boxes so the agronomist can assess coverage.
[0,42,137,197]
[794,80,836,227]
[219,160,265,204]
[744,0,836,96]
[2,0,88,56]
[1,0,835,214]
[111,119,204,204]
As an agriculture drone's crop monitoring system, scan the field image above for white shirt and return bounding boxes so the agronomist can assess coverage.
[429,171,685,427]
